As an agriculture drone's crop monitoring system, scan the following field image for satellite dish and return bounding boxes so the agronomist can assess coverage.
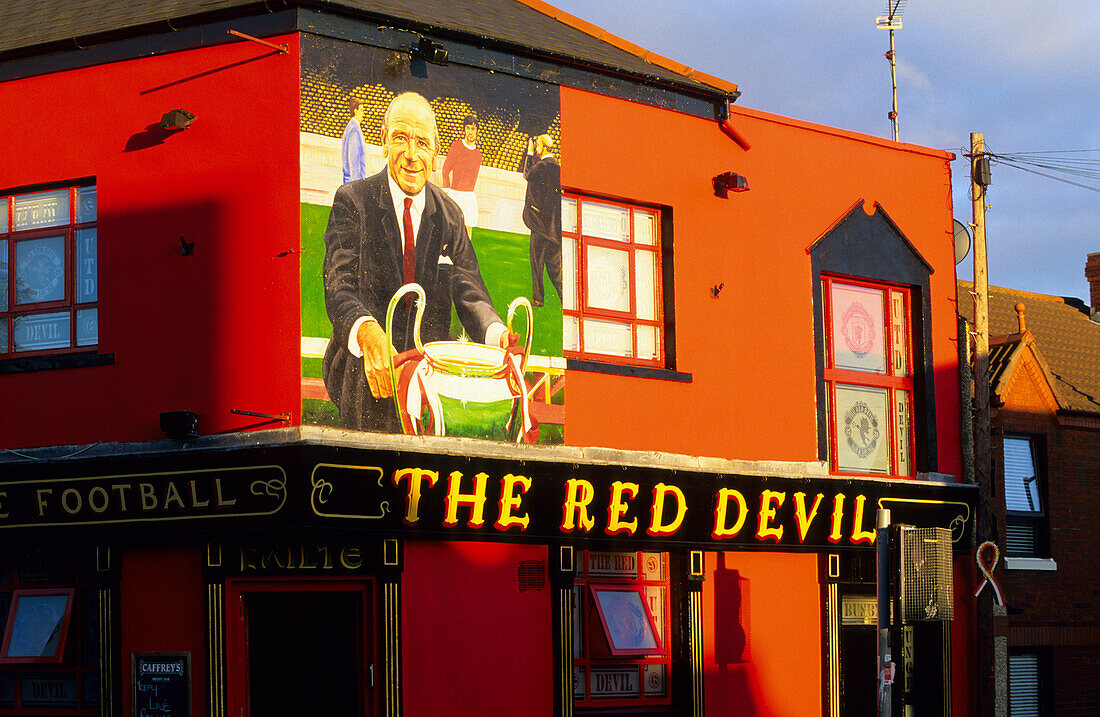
[953,219,972,265]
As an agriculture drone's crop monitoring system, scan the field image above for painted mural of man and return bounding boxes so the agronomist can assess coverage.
[341,97,368,184]
[521,134,562,307]
[441,114,483,232]
[322,92,507,431]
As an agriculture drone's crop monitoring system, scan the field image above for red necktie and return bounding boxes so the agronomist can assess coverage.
[403,197,414,311]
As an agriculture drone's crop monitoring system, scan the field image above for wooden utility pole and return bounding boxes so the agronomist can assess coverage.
[970,131,997,717]
[971,133,990,496]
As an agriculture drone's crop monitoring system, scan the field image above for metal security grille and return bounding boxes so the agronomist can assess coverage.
[897,526,953,622]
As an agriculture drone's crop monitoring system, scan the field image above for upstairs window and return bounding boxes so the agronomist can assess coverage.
[823,275,913,476]
[0,183,98,358]
[1003,435,1049,557]
[561,194,665,368]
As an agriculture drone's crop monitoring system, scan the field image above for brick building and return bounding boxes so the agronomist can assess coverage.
[960,271,1100,716]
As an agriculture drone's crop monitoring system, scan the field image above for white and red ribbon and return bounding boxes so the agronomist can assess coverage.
[974,540,1006,607]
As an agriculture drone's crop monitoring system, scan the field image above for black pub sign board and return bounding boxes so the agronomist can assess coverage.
[0,444,975,551]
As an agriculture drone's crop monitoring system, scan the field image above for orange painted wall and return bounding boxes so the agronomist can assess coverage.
[0,40,964,478]
[702,550,821,716]
[401,541,553,717]
[560,88,962,477]
[119,547,207,717]
[0,36,301,449]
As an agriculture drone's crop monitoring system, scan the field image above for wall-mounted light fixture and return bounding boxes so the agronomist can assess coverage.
[161,109,196,130]
[417,37,448,65]
[160,410,199,440]
[712,171,749,198]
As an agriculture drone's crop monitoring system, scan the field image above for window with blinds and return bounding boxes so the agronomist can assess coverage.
[1003,436,1048,557]
[1008,651,1044,717]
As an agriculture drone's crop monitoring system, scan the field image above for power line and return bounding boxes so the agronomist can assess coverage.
[991,160,1100,193]
[957,147,1100,193]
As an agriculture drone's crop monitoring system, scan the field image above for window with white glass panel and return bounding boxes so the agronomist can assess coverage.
[560,194,664,367]
[1003,435,1049,558]
[0,183,97,357]
[822,275,913,476]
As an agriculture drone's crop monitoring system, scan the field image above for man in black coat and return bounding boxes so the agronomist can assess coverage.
[521,133,563,307]
[322,92,505,431]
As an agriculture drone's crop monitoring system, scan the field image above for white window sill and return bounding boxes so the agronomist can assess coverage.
[1005,557,1057,571]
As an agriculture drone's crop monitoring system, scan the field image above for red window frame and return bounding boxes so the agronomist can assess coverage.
[822,274,914,477]
[561,193,664,368]
[573,551,671,709]
[0,183,97,358]
[0,552,99,714]
[0,589,76,665]
[588,584,665,657]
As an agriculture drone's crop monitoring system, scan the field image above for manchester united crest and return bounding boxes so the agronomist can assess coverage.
[843,400,880,459]
[841,302,875,357]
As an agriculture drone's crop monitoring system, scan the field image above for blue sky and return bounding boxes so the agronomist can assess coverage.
[550,0,1100,302]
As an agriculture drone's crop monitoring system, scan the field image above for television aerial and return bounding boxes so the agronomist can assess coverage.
[876,0,906,142]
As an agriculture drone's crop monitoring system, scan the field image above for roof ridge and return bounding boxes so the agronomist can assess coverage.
[958,279,1082,306]
[514,0,738,95]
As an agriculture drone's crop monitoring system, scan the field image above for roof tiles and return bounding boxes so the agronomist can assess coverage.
[959,281,1100,414]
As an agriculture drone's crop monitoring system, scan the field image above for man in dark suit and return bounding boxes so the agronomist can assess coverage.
[521,134,562,307]
[322,92,506,431]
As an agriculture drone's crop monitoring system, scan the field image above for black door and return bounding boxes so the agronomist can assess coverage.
[245,591,363,717]
[838,621,877,716]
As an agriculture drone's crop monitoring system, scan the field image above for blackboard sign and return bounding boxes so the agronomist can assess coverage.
[131,652,190,717]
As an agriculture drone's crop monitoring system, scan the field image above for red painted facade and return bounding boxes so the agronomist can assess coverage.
[0,35,302,448]
[560,87,962,472]
[0,13,976,717]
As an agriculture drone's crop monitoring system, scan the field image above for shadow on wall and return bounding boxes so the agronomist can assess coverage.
[715,562,750,664]
[710,562,769,717]
[124,123,184,152]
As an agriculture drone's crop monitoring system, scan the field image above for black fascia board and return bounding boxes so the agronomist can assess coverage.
[0,1,290,61]
[299,10,726,120]
[0,4,733,121]
[0,9,298,83]
[293,3,733,110]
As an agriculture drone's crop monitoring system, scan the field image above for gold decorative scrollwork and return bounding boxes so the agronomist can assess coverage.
[309,464,391,520]
[877,497,971,543]
[312,476,334,506]
[249,478,288,512]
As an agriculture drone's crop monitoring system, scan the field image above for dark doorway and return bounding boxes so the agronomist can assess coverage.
[900,622,950,715]
[245,591,363,717]
[839,623,877,715]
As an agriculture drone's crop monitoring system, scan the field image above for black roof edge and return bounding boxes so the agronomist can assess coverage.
[0,1,288,63]
[293,1,732,109]
[0,0,735,118]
